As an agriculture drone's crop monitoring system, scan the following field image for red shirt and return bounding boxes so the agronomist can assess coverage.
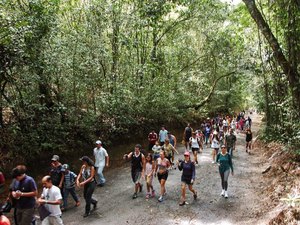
[148,132,158,144]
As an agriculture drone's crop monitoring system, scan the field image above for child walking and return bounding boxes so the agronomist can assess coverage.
[62,164,80,211]
[145,153,155,199]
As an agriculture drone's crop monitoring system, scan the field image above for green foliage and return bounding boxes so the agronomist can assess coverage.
[0,0,255,163]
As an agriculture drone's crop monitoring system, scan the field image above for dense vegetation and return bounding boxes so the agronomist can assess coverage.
[0,0,299,167]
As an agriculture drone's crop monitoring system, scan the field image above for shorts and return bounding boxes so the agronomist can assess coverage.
[181,176,193,185]
[166,154,172,162]
[153,153,160,161]
[192,148,199,153]
[131,170,142,184]
[184,137,191,142]
[157,171,168,181]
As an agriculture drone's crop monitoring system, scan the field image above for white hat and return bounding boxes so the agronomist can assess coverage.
[95,140,102,145]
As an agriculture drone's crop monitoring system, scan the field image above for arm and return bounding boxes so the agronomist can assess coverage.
[59,173,64,189]
[172,144,179,154]
[76,166,83,187]
[123,152,133,160]
[228,155,234,174]
[191,162,196,181]
[173,135,177,148]
[141,155,146,178]
[80,166,95,186]
[106,155,110,167]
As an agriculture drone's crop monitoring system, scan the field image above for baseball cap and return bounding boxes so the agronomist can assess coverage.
[51,155,59,161]
[184,152,190,156]
[221,144,226,148]
[62,164,69,170]
[95,140,102,145]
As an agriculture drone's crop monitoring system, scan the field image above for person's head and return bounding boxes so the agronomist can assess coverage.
[221,145,226,154]
[80,156,94,167]
[12,165,27,181]
[165,139,169,144]
[146,153,153,163]
[187,123,191,127]
[167,132,171,137]
[134,144,142,154]
[155,141,159,146]
[41,175,52,188]
[184,151,190,161]
[51,155,60,167]
[247,128,251,133]
[95,140,102,147]
[213,131,218,137]
[62,164,69,173]
[230,129,234,134]
[192,132,196,137]
[159,150,165,159]
[161,126,166,130]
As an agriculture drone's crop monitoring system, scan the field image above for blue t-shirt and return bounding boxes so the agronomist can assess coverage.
[12,175,37,209]
[159,130,168,142]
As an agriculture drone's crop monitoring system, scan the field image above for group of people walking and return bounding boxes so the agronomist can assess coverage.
[1,140,109,225]
[0,113,253,225]
[123,113,252,206]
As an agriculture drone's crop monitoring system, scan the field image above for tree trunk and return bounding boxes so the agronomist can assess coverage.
[243,0,300,112]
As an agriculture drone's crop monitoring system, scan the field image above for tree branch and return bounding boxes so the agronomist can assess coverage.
[191,71,236,110]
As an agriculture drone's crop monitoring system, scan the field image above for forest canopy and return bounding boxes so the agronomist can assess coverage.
[0,0,299,165]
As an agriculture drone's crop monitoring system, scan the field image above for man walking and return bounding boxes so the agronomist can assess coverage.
[38,176,64,225]
[225,129,237,156]
[11,165,37,225]
[93,140,109,187]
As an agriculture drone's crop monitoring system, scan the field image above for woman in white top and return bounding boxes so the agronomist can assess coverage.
[210,131,220,163]
[189,132,200,164]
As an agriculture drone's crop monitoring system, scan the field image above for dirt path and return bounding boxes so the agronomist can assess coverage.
[61,113,268,225]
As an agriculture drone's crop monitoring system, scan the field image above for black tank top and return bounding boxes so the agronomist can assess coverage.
[131,152,143,171]
[185,127,192,138]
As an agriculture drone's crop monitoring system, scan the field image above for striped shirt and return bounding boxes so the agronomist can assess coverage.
[64,171,77,189]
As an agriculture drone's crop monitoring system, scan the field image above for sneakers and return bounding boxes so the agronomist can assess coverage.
[158,196,164,202]
[224,191,228,198]
[83,212,90,218]
[132,193,137,199]
[151,190,155,198]
[212,161,215,164]
[221,189,225,196]
[179,201,186,206]
[92,201,97,210]
[193,191,198,200]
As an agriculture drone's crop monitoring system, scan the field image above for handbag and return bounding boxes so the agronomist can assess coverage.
[38,204,51,221]
[1,200,12,213]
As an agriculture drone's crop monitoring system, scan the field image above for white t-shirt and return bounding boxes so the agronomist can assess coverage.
[190,137,200,148]
[152,145,161,154]
[42,185,62,216]
[94,147,108,167]
[211,137,220,149]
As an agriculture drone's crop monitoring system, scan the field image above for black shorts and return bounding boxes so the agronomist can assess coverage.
[184,136,191,142]
[131,170,142,183]
[181,176,193,185]
[192,148,199,153]
[157,171,168,181]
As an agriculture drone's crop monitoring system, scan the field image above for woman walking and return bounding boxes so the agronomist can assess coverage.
[245,128,253,154]
[155,151,171,202]
[76,156,98,217]
[189,132,200,164]
[216,145,234,198]
[162,139,178,168]
[210,131,220,163]
[177,152,197,206]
